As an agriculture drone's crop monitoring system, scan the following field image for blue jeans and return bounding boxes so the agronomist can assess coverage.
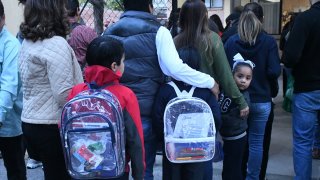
[292,91,320,180]
[314,119,320,149]
[142,119,157,180]
[246,102,271,180]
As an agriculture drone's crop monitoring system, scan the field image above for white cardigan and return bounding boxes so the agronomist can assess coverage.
[19,36,83,124]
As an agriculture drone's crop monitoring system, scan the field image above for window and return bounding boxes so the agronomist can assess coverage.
[258,0,281,34]
[204,0,223,8]
[238,0,281,34]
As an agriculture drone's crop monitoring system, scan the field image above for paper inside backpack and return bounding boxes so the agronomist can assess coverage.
[71,121,109,129]
[70,132,112,172]
[75,145,104,170]
[173,113,211,138]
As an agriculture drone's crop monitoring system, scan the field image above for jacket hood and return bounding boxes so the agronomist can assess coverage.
[233,32,268,59]
[84,65,122,86]
[313,1,320,9]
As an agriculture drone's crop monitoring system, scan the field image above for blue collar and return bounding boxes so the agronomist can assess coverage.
[121,10,157,22]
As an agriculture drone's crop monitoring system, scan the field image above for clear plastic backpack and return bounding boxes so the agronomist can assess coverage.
[164,82,216,163]
[60,84,125,179]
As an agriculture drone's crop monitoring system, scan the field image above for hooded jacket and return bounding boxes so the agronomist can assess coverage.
[224,32,281,103]
[68,65,145,179]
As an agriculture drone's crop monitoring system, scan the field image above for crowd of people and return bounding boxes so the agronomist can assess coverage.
[0,0,319,180]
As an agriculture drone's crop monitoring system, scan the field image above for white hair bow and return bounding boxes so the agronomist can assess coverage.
[232,53,255,70]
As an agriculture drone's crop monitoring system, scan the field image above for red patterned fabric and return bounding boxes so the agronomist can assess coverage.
[68,25,97,66]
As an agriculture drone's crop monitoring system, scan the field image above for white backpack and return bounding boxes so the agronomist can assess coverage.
[163,82,216,163]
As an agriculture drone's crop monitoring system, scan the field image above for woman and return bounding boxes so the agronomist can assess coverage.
[224,3,281,180]
[174,0,249,179]
[18,0,83,179]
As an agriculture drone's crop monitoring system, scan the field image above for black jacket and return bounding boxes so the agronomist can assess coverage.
[104,11,164,126]
[218,90,250,138]
[283,2,320,93]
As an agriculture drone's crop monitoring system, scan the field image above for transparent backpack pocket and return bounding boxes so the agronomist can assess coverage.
[66,128,118,178]
[165,137,215,163]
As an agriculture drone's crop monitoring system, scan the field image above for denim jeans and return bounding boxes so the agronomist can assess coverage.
[246,102,271,180]
[314,120,320,149]
[142,119,157,180]
[260,103,275,179]
[292,90,320,180]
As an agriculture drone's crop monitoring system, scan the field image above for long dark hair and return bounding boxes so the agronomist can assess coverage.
[243,2,264,22]
[210,14,224,33]
[174,0,214,65]
[20,0,69,42]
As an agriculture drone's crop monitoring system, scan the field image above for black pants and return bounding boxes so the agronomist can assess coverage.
[22,122,70,180]
[0,135,26,180]
[162,155,205,180]
[222,135,247,180]
[22,135,41,161]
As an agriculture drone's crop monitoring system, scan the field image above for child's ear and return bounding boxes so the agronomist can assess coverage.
[111,62,117,72]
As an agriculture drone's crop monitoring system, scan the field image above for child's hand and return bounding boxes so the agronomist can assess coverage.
[240,106,249,118]
[210,82,220,100]
[166,142,176,160]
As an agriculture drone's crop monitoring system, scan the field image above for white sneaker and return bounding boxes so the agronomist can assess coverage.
[26,158,42,169]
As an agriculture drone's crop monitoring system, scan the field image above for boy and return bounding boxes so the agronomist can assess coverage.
[68,36,145,180]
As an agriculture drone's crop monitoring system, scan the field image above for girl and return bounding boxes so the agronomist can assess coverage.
[219,56,254,180]
[18,0,83,179]
[224,3,281,179]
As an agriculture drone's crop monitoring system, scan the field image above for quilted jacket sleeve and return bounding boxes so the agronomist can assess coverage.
[46,37,83,107]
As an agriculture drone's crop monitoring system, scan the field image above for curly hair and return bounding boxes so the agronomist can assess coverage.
[20,0,69,42]
[0,0,3,17]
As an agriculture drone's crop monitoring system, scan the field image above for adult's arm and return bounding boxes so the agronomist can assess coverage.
[156,26,215,89]
[47,38,83,107]
[267,37,281,79]
[214,34,247,110]
[0,39,20,123]
[282,14,307,68]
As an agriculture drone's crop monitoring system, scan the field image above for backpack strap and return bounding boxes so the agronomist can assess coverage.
[167,81,196,98]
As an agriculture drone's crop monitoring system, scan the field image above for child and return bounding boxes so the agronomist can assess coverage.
[153,47,221,180]
[218,56,254,180]
[67,36,145,180]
